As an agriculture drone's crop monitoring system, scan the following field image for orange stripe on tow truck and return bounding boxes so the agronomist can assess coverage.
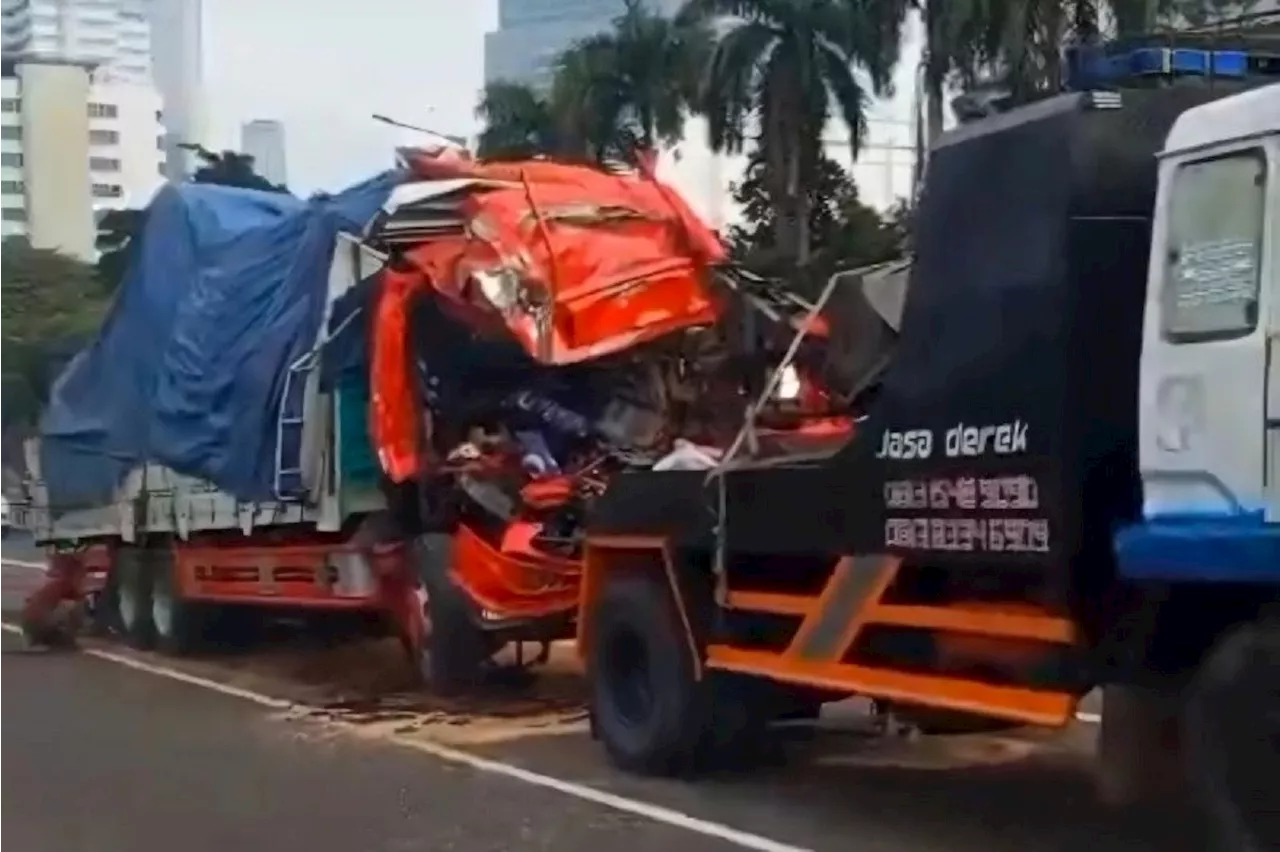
[785,555,900,662]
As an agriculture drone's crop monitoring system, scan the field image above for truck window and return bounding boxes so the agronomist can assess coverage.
[1161,148,1267,343]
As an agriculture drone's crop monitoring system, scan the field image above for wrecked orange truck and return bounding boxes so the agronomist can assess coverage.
[19,146,882,692]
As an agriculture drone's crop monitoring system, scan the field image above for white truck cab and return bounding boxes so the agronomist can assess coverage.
[1131,83,1280,579]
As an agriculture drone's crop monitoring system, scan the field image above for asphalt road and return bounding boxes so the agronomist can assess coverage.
[3,631,750,852]
[2,543,1207,852]
[1,529,43,564]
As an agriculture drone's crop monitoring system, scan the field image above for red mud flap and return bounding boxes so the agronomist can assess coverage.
[369,542,429,661]
[18,552,94,647]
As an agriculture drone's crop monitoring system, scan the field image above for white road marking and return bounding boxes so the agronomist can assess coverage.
[1,559,47,570]
[0,619,810,852]
[0,562,1111,731]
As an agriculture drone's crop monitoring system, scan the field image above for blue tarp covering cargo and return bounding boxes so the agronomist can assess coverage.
[39,173,399,508]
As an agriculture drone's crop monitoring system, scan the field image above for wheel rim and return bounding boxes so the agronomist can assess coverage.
[152,577,174,639]
[117,581,140,630]
[413,587,433,674]
[602,626,654,728]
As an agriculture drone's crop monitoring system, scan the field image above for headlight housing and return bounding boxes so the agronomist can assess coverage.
[774,364,802,401]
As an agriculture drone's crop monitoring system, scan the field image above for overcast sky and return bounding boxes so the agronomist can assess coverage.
[198,0,921,203]
[202,0,499,195]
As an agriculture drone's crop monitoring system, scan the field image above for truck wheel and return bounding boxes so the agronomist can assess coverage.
[114,546,155,650]
[414,534,489,695]
[1183,620,1280,852]
[86,565,119,638]
[588,573,710,776]
[149,546,203,656]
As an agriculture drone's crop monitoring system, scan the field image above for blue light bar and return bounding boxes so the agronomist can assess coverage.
[1064,45,1280,90]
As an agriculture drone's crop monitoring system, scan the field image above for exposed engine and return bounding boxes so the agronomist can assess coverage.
[409,287,845,561]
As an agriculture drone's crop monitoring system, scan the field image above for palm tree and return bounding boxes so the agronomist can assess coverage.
[963,0,1224,103]
[550,35,635,160]
[474,80,565,160]
[550,1,712,160]
[684,0,899,264]
[606,0,713,149]
[882,0,1190,182]
[475,52,637,164]
[477,3,712,164]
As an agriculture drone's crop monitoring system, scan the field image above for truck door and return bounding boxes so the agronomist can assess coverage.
[1140,140,1276,519]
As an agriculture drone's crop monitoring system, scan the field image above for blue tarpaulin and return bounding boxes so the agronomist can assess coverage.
[39,172,399,508]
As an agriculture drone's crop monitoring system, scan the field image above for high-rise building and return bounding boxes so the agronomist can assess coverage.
[2,57,165,259]
[240,119,287,188]
[0,0,206,184]
[484,0,682,90]
[148,0,204,181]
[0,0,153,81]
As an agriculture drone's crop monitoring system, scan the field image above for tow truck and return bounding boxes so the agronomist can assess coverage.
[572,36,1279,851]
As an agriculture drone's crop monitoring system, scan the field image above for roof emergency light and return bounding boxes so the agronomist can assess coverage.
[1065,44,1280,91]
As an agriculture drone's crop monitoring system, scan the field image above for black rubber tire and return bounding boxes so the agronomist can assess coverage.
[1183,620,1280,852]
[588,573,712,776]
[413,534,490,695]
[93,556,123,636]
[113,546,155,650]
[149,546,204,656]
[85,566,120,638]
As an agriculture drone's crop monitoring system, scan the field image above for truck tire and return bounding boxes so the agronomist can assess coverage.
[113,546,155,650]
[86,566,119,638]
[588,573,712,776]
[149,545,203,656]
[1183,620,1280,852]
[413,534,489,695]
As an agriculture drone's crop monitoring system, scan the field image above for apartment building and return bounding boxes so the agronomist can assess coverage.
[1,0,152,79]
[1,56,164,259]
[1,0,206,181]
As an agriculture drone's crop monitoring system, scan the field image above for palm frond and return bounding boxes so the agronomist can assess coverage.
[818,42,870,162]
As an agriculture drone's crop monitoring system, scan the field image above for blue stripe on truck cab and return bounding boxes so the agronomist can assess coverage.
[1114,510,1280,583]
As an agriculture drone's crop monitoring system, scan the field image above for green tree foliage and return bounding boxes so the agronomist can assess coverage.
[181,143,290,193]
[476,2,711,163]
[94,207,147,296]
[558,0,712,151]
[474,80,570,161]
[474,0,1263,267]
[728,151,907,293]
[1,239,110,428]
[888,0,1266,135]
[682,0,899,265]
